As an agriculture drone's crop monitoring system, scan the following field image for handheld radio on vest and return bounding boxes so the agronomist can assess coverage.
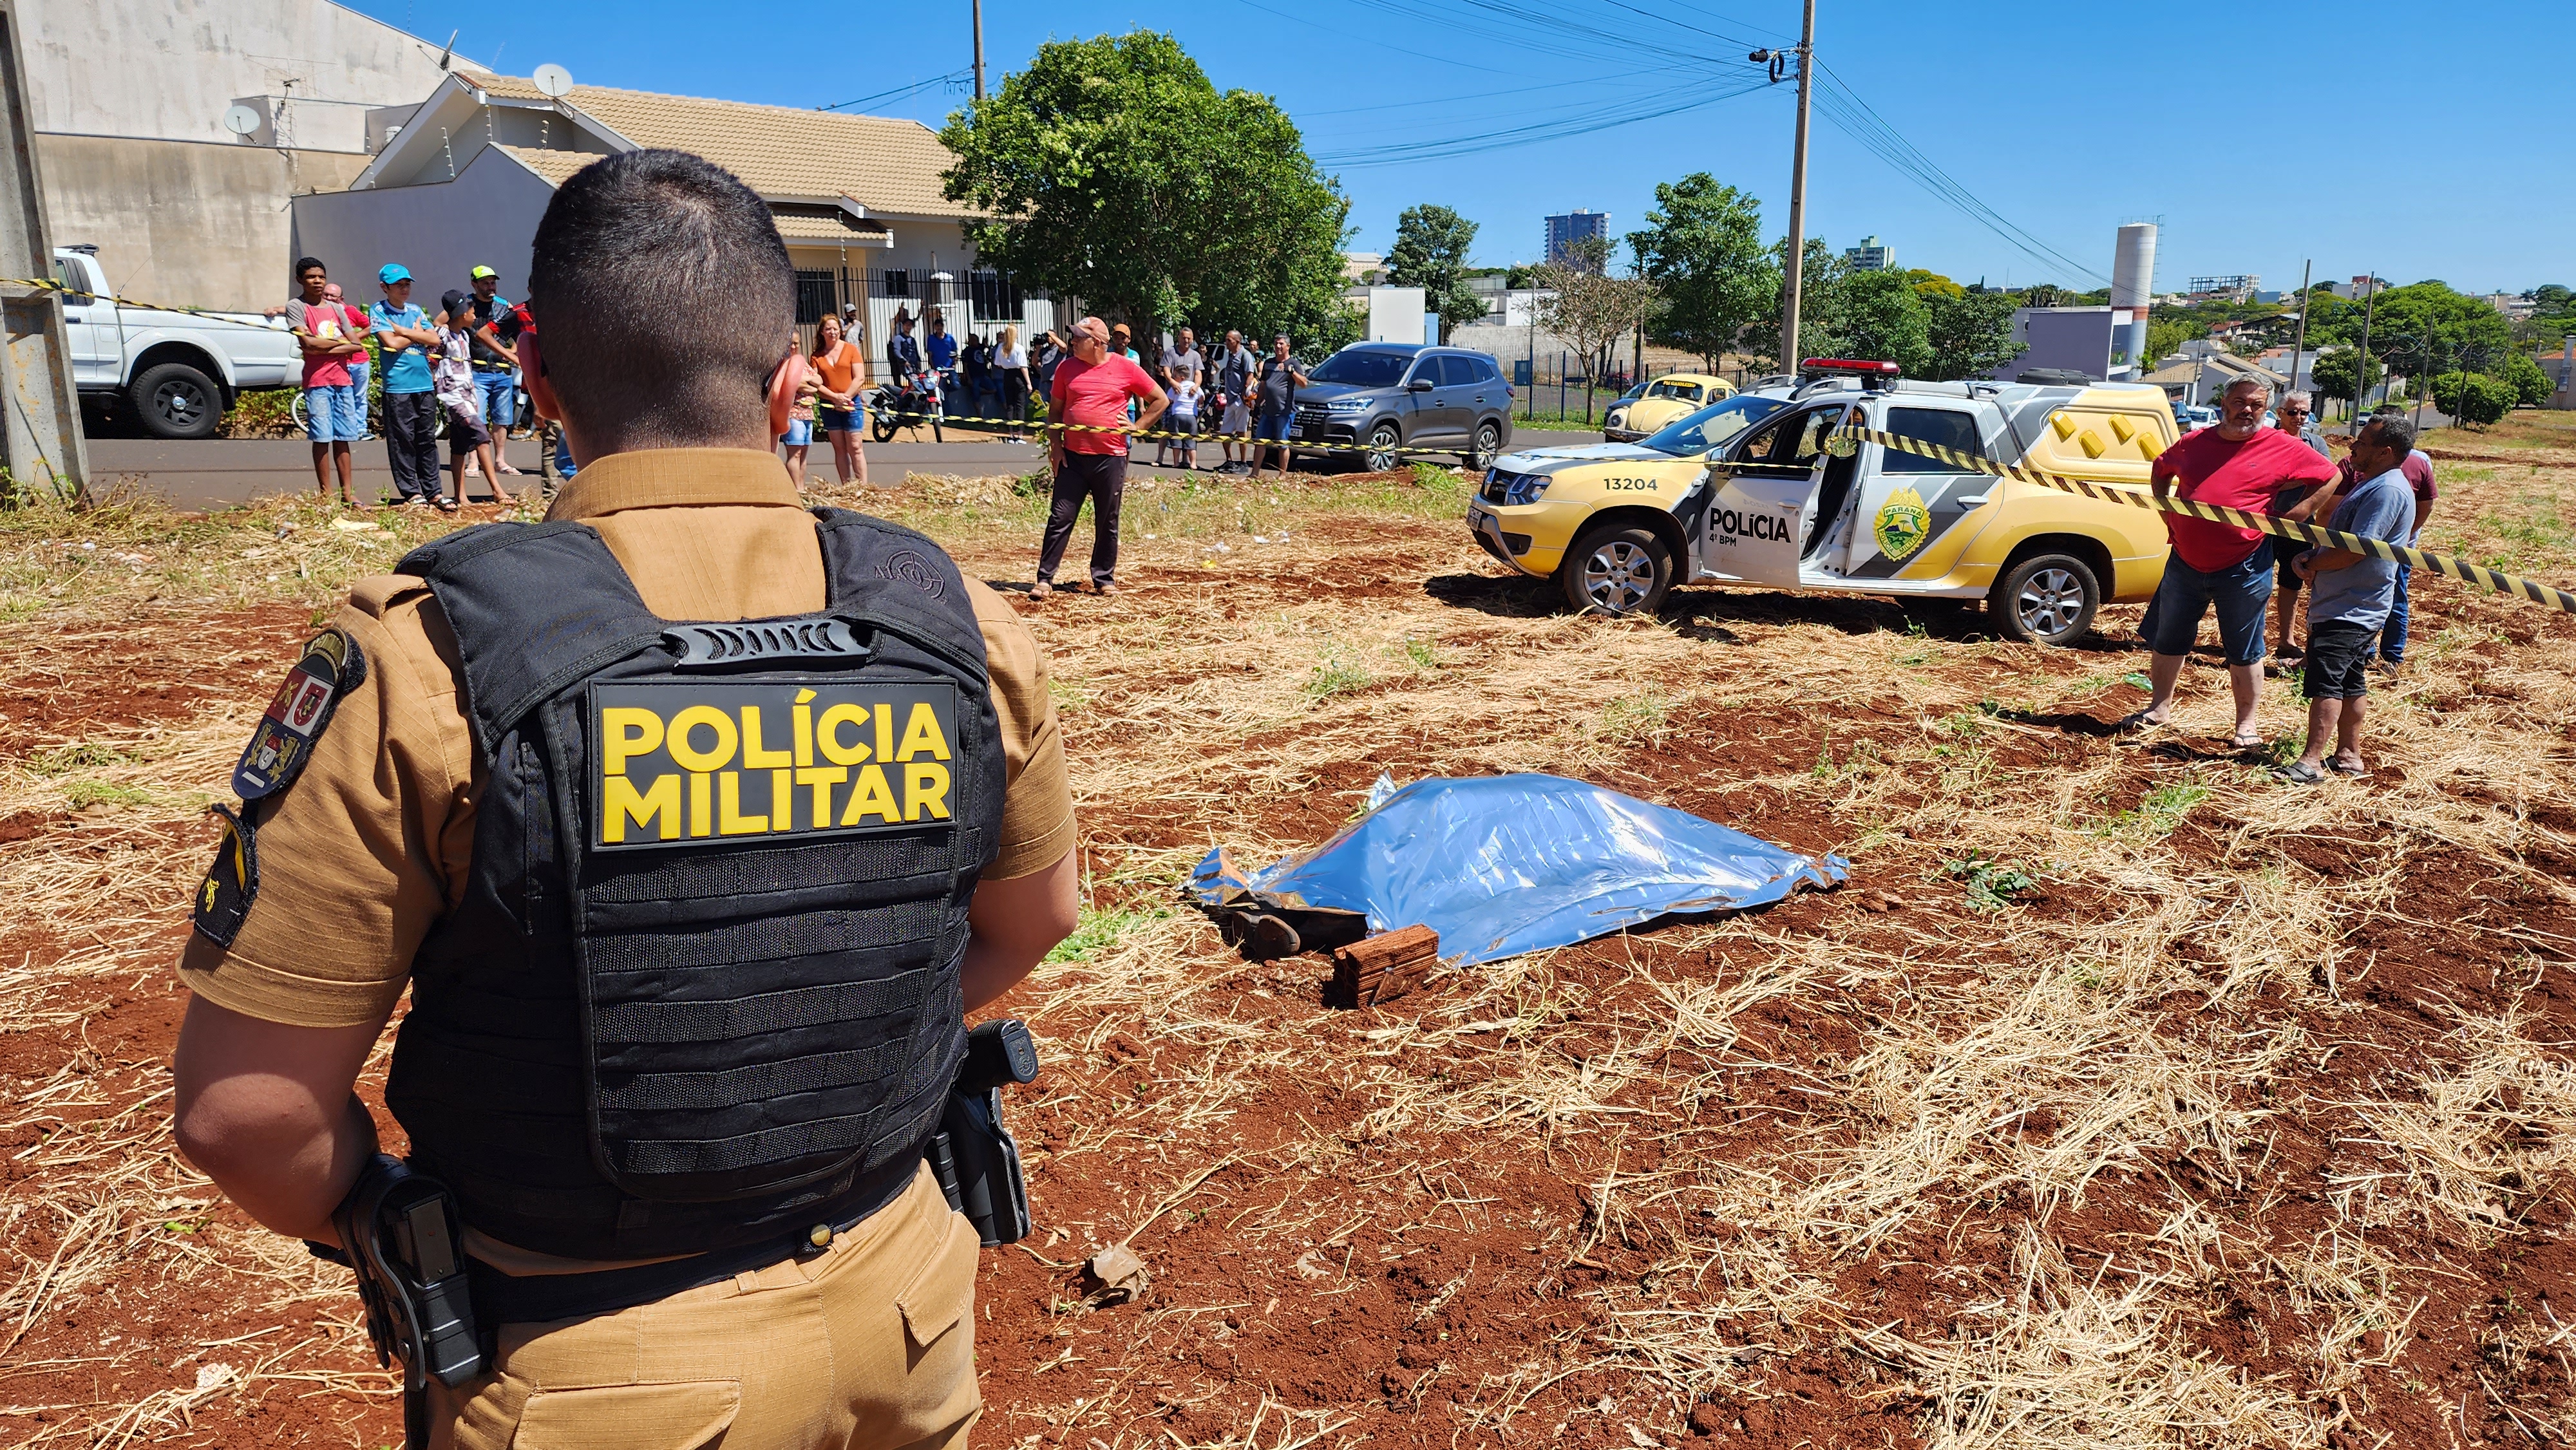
[929,1019,1039,1246]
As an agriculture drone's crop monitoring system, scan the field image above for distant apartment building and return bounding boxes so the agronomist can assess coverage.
[1843,235,1895,272]
[2187,274,2260,302]
[2329,275,2387,301]
[2485,291,2537,320]
[1341,251,1385,283]
[1544,210,1610,270]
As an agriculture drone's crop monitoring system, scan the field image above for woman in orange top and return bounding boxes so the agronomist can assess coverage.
[810,314,869,486]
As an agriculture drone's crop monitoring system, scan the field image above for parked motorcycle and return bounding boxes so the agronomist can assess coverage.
[869,373,943,442]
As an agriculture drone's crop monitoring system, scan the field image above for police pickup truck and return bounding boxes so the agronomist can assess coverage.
[1466,359,2181,645]
[53,245,299,438]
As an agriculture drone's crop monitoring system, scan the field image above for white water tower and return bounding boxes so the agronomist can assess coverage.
[2110,223,2157,373]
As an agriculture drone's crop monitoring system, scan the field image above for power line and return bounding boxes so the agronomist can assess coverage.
[1315,76,1769,168]
[1809,63,2107,285]
[819,68,972,114]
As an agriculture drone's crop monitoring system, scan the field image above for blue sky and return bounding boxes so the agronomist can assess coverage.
[350,0,2571,293]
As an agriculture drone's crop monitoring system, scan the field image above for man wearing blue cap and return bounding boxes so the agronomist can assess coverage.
[368,265,443,505]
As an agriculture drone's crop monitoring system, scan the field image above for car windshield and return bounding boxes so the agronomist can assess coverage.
[1309,350,1413,388]
[1639,394,1789,456]
[1646,379,1702,402]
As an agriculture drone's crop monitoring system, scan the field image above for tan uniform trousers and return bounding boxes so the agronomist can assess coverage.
[433,1167,982,1450]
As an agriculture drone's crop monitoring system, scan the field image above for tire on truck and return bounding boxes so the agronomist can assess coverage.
[130,360,224,440]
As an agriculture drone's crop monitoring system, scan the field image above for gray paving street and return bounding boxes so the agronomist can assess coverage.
[82,425,1602,511]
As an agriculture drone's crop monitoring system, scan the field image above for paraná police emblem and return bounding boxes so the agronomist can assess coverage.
[589,680,960,851]
[232,628,365,800]
[1872,486,1933,562]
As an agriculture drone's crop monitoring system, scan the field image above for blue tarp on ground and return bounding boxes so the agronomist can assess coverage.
[1189,773,1848,966]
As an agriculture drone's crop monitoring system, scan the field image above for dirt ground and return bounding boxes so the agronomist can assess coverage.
[6,414,2576,1449]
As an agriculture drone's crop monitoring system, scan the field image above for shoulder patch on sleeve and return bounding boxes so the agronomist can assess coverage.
[232,628,368,802]
[193,804,258,948]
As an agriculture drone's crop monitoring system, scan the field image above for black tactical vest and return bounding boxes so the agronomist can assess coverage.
[382,510,1005,1261]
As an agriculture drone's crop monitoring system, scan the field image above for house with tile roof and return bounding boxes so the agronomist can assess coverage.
[289,71,1057,357]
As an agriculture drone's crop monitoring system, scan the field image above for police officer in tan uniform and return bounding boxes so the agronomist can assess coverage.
[171,150,1078,1449]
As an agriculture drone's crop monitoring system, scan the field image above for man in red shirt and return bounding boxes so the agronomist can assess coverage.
[2127,375,2337,746]
[1036,316,1166,599]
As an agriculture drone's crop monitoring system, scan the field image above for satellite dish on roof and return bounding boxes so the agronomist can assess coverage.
[222,104,263,137]
[533,64,574,99]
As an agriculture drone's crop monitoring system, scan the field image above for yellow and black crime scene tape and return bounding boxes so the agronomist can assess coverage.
[1827,423,2576,616]
[916,411,1488,462]
[0,275,301,332]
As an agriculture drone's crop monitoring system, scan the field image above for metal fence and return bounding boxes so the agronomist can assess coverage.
[788,268,1061,360]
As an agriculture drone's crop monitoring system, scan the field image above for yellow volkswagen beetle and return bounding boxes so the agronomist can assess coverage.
[1603,372,1736,442]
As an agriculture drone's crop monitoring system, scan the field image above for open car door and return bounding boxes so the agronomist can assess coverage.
[1696,404,1839,585]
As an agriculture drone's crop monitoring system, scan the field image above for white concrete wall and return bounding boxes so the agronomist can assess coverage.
[289,146,556,306]
[24,0,464,153]
[41,134,372,312]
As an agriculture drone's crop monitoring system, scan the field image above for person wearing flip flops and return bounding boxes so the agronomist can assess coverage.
[2125,375,2338,749]
[2277,415,2419,784]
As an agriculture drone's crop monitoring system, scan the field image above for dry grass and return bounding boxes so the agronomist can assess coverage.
[6,413,2576,1445]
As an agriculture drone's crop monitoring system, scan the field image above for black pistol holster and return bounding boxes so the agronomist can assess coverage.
[308,1154,486,1447]
[927,1019,1039,1246]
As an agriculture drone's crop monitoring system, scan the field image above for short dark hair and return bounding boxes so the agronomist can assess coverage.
[296,257,327,278]
[528,149,791,446]
[2360,414,2417,457]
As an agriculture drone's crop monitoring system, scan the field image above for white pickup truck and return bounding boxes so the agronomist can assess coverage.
[53,245,301,439]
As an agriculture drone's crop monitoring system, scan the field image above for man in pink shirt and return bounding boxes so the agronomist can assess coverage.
[1036,315,1166,599]
[2126,375,2337,746]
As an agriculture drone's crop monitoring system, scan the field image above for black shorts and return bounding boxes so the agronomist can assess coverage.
[445,404,491,457]
[2302,620,2374,701]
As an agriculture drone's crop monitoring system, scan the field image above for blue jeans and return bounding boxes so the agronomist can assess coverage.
[477,372,515,429]
[2141,543,2273,665]
[2380,562,2410,663]
[553,431,579,481]
[1255,411,1293,443]
[303,382,363,442]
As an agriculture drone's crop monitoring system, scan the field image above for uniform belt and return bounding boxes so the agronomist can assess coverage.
[463,1151,919,1326]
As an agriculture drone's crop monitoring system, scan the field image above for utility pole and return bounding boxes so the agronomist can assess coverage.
[2351,276,2376,420]
[1752,0,1815,370]
[971,0,987,102]
[2284,258,2311,405]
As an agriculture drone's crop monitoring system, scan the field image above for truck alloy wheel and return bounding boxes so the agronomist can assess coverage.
[1991,554,2099,645]
[1561,524,1672,616]
[1365,422,1401,472]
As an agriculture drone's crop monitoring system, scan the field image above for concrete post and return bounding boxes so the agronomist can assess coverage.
[0,2,86,504]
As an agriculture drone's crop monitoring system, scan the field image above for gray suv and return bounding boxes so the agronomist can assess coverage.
[1288,343,1515,470]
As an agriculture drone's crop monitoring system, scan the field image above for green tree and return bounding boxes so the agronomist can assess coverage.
[939,31,1354,348]
[2362,281,2516,379]
[1385,204,1485,332]
[1904,268,1964,299]
[2501,349,2553,407]
[1531,236,1660,389]
[1837,269,1933,376]
[1922,290,2023,381]
[1742,236,1847,370]
[2533,284,2573,312]
[2145,315,2206,362]
[2309,346,2382,404]
[1624,173,1774,371]
[2430,370,2514,427]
